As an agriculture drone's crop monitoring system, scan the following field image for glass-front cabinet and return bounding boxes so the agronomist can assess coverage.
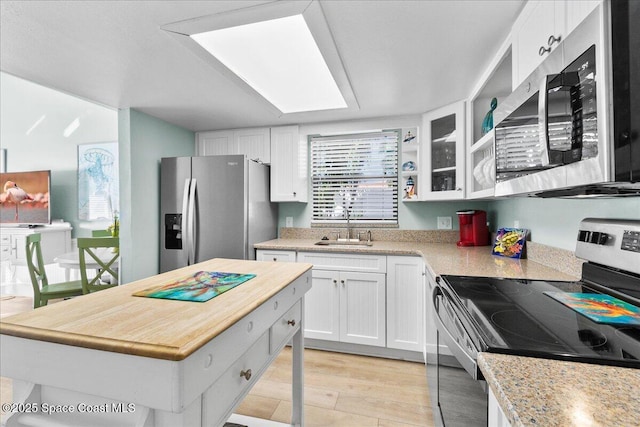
[421,101,465,200]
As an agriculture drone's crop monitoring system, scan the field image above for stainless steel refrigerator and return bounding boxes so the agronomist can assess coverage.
[160,155,277,273]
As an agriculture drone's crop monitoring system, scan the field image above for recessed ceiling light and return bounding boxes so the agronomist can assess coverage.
[191,15,346,114]
[162,0,358,116]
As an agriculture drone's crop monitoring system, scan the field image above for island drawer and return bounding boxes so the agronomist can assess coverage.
[201,331,270,426]
[270,300,301,354]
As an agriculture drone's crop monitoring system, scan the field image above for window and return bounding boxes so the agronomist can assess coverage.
[311,130,398,225]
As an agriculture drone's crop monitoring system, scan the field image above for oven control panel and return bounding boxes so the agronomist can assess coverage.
[621,230,640,253]
[576,218,640,275]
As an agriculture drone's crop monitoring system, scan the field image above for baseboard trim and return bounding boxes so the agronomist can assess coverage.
[304,338,425,363]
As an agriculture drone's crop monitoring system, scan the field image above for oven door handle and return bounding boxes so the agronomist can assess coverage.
[432,285,481,380]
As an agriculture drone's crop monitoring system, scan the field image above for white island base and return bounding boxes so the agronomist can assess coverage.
[1,260,311,427]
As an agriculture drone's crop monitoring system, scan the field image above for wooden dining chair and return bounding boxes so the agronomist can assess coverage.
[77,237,119,294]
[25,233,84,308]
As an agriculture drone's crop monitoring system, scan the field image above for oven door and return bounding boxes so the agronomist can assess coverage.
[429,284,488,427]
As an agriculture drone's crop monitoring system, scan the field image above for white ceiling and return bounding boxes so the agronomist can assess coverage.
[0,0,524,132]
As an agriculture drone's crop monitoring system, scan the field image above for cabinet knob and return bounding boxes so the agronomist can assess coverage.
[547,34,561,47]
[273,257,277,261]
[539,45,551,56]
[293,192,297,197]
[340,279,345,286]
[333,279,338,286]
[287,319,296,327]
[240,369,252,381]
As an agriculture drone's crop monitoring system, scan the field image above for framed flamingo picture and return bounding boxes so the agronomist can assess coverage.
[78,141,119,221]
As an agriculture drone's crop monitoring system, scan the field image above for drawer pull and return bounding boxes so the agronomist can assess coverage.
[287,319,296,327]
[273,257,277,261]
[240,369,252,381]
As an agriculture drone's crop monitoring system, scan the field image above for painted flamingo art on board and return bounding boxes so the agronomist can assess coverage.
[3,180,34,221]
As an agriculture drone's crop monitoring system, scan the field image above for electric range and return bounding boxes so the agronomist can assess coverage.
[429,218,640,427]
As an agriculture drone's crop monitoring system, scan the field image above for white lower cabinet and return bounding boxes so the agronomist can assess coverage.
[298,252,387,347]
[259,250,429,353]
[386,256,424,352]
[488,387,511,427]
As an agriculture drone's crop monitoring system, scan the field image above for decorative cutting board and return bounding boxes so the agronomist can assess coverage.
[133,271,256,302]
[544,292,640,325]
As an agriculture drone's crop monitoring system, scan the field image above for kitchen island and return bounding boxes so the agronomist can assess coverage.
[0,258,312,427]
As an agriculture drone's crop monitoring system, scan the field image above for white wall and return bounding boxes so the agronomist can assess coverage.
[0,72,118,235]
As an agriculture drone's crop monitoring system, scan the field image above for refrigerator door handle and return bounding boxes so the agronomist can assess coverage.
[188,178,198,264]
[181,178,191,265]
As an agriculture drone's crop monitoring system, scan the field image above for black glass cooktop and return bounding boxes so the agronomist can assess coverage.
[440,275,640,368]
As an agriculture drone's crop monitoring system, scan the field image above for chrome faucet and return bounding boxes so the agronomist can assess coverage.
[344,208,352,241]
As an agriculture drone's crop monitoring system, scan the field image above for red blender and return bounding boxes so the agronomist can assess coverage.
[456,210,489,246]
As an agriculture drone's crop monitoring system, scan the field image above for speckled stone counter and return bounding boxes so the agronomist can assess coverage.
[478,353,640,427]
[255,238,580,281]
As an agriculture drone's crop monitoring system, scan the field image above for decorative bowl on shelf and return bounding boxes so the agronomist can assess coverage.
[402,161,416,171]
[403,131,416,143]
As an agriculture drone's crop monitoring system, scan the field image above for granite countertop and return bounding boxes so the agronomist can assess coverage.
[255,238,580,281]
[478,353,640,427]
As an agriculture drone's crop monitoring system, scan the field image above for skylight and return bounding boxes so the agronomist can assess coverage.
[190,14,347,114]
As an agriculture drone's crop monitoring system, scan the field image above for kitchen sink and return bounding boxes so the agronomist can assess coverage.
[314,240,373,247]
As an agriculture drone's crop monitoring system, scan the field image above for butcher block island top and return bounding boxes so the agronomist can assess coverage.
[0,258,313,361]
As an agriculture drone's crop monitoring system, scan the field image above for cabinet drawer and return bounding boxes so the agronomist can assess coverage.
[270,300,301,354]
[298,252,386,273]
[0,244,10,261]
[256,249,296,262]
[201,331,270,426]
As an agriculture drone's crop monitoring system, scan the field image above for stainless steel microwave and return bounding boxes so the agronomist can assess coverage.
[493,1,639,197]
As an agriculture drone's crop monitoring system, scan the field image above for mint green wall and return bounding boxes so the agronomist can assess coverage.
[118,109,194,283]
[278,200,492,231]
[491,197,640,250]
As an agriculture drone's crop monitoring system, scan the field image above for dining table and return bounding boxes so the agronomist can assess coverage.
[54,247,118,282]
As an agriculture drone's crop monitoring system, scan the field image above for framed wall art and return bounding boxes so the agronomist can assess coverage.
[78,141,119,221]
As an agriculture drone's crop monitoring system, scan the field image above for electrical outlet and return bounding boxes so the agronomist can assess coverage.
[285,216,293,228]
[437,216,452,230]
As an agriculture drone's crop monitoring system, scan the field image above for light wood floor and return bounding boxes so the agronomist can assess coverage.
[0,296,433,426]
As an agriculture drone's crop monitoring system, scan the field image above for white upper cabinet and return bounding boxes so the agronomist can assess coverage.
[421,101,466,200]
[270,125,307,203]
[565,0,601,36]
[196,127,270,164]
[196,130,234,156]
[512,0,601,88]
[512,0,565,88]
[231,128,270,164]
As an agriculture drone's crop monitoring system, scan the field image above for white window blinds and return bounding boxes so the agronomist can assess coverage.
[311,131,398,224]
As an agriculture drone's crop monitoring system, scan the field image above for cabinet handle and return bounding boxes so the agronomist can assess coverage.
[287,319,296,327]
[240,369,252,381]
[547,34,561,47]
[539,45,551,56]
